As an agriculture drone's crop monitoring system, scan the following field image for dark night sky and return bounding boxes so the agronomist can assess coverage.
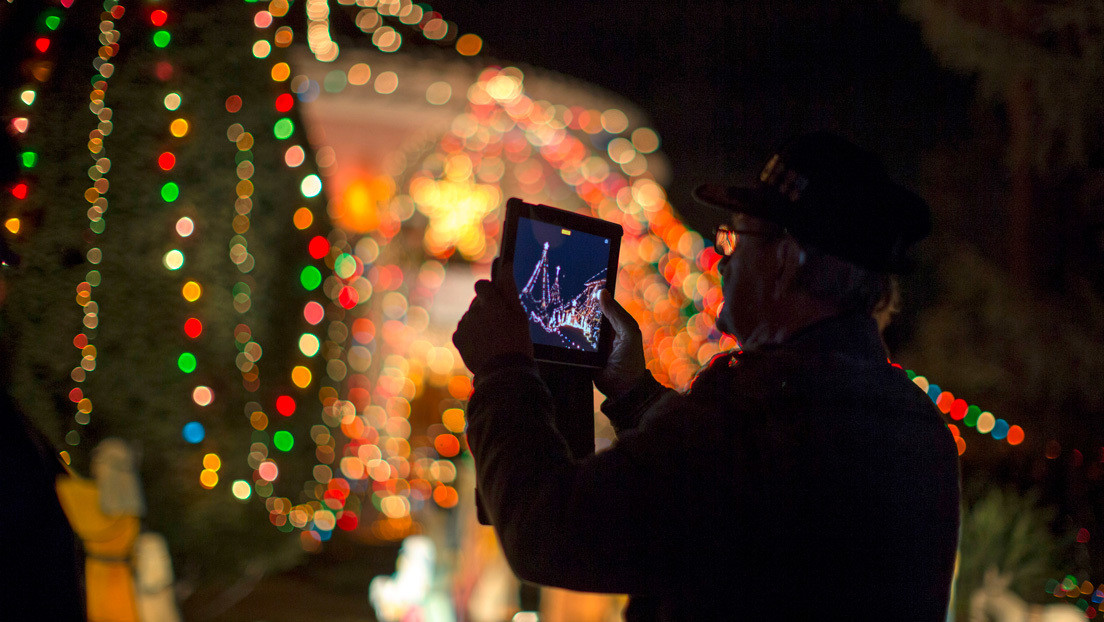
[426,0,976,233]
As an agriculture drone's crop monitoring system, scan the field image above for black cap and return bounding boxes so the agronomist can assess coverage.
[692,131,931,273]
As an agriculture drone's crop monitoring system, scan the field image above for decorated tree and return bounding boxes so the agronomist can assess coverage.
[3,0,333,594]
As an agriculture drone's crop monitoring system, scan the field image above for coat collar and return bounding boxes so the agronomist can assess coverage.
[758,312,888,362]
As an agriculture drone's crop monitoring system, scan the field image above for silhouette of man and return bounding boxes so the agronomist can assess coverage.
[453,132,960,620]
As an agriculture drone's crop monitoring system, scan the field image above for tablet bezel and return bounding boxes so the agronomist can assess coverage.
[500,198,623,368]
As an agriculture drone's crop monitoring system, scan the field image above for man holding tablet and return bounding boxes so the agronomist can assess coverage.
[453,132,959,620]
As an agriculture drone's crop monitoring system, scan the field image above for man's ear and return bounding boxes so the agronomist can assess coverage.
[772,237,805,300]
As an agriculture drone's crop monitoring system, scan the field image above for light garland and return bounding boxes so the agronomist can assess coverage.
[898,365,1025,455]
[66,0,126,450]
[147,0,228,493]
[3,5,70,239]
[227,0,366,549]
[1044,573,1102,619]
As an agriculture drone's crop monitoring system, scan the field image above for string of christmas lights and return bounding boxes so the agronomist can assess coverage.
[3,4,71,240]
[231,0,369,547]
[896,365,1026,455]
[66,0,127,451]
[1045,573,1102,618]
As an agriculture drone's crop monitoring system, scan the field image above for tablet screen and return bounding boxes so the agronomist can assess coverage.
[513,217,611,352]
[500,199,623,368]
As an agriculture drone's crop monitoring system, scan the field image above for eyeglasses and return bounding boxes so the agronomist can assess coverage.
[713,224,783,256]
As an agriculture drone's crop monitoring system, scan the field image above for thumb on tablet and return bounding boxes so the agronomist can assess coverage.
[599,289,637,334]
[492,256,519,300]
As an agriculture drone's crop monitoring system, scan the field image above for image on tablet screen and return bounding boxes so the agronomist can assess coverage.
[513,217,610,352]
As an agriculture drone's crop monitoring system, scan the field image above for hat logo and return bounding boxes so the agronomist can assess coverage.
[760,154,809,203]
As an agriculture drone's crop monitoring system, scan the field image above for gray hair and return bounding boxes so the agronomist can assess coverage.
[791,243,899,318]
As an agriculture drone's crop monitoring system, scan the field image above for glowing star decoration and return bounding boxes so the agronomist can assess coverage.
[330,175,394,233]
[409,179,500,260]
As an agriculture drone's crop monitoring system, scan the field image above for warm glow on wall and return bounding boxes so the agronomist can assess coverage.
[330,175,394,233]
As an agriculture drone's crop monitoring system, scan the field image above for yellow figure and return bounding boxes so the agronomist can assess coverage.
[56,439,144,622]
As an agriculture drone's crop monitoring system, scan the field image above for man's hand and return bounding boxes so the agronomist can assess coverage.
[453,259,533,375]
[595,290,649,399]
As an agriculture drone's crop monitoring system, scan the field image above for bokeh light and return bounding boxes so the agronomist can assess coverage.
[176,216,194,237]
[163,249,184,270]
[273,430,294,451]
[231,480,252,501]
[177,352,197,373]
[456,34,482,56]
[182,281,201,302]
[300,266,322,290]
[161,182,180,202]
[169,118,189,137]
[192,386,213,407]
[182,421,205,443]
[303,301,325,325]
[293,207,313,230]
[300,174,322,198]
[284,145,306,168]
[299,333,320,357]
[184,318,202,339]
[291,366,312,388]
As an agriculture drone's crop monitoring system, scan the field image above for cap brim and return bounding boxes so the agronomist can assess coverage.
[692,183,787,223]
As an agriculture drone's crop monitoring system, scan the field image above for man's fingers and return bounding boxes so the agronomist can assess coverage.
[474,279,496,299]
[492,258,519,300]
[599,290,638,334]
[474,276,521,314]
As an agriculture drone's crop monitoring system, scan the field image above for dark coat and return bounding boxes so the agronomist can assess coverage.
[0,391,86,621]
[466,313,960,620]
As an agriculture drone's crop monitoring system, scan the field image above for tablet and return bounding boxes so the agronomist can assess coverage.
[499,198,623,368]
